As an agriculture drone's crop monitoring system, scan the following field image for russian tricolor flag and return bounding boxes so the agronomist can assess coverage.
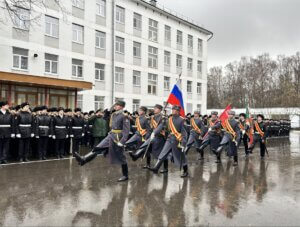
[167,80,185,117]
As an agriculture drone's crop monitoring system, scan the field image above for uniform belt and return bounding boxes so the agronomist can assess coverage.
[55,126,66,129]
[0,125,11,128]
[72,126,82,129]
[111,129,122,133]
[39,126,49,128]
[19,124,31,127]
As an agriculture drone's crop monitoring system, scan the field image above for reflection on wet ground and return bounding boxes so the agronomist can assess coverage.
[0,131,300,226]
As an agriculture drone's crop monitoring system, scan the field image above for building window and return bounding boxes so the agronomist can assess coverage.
[72,0,84,9]
[116,6,125,24]
[13,47,28,70]
[198,39,203,54]
[133,70,141,87]
[13,7,30,30]
[197,104,201,111]
[96,0,106,17]
[187,58,193,71]
[197,82,202,94]
[148,73,157,95]
[115,36,125,54]
[45,53,58,75]
[45,15,59,38]
[95,63,105,81]
[148,46,158,69]
[165,25,171,41]
[197,60,202,73]
[176,30,182,45]
[72,59,83,78]
[72,24,84,44]
[164,76,170,91]
[95,31,106,49]
[115,67,124,84]
[164,51,170,66]
[95,96,105,110]
[133,41,141,58]
[148,19,158,42]
[187,81,192,93]
[133,13,142,30]
[176,54,182,68]
[77,94,83,109]
[132,99,140,112]
[188,35,193,49]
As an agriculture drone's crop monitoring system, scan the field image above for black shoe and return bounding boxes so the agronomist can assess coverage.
[143,165,150,169]
[261,156,265,160]
[42,156,47,160]
[129,151,138,161]
[23,158,29,162]
[39,157,43,160]
[1,160,8,164]
[233,161,238,166]
[160,169,168,173]
[198,156,204,161]
[117,176,129,182]
[181,165,189,178]
[19,159,23,162]
[60,155,64,159]
[149,159,163,174]
[56,156,60,159]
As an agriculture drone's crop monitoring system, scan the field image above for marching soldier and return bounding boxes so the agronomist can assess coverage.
[149,105,189,178]
[70,108,85,156]
[198,111,222,158]
[247,114,268,160]
[52,107,70,159]
[0,101,15,164]
[238,113,250,156]
[128,104,167,171]
[16,102,35,162]
[215,110,241,166]
[64,108,73,155]
[185,110,206,160]
[127,106,151,168]
[35,106,52,160]
[74,100,130,182]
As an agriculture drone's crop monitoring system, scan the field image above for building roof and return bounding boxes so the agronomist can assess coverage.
[133,0,213,39]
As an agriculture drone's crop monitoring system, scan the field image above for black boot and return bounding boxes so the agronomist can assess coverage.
[181,165,189,178]
[74,151,97,166]
[233,155,238,166]
[197,148,204,160]
[118,164,129,182]
[129,148,145,162]
[149,159,164,174]
[215,152,221,163]
[143,156,151,169]
[160,160,168,173]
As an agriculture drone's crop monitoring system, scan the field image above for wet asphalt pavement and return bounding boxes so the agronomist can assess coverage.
[0,131,300,226]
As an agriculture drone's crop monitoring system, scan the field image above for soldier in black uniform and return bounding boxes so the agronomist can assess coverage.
[216,110,241,166]
[88,111,95,148]
[238,113,250,156]
[16,102,34,162]
[64,108,73,156]
[35,106,52,160]
[52,107,70,159]
[70,108,85,156]
[248,114,268,160]
[127,106,151,168]
[74,100,130,182]
[185,110,206,160]
[0,101,15,164]
[198,111,222,157]
[149,105,189,177]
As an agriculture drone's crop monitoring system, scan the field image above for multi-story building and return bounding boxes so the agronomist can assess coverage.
[0,0,213,113]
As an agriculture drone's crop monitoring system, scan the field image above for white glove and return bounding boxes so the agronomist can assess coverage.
[117,142,124,147]
[66,135,69,138]
[16,134,21,138]
[242,130,246,135]
[234,141,238,146]
[31,133,34,137]
[70,135,74,138]
[82,133,85,137]
[52,135,56,139]
[246,121,250,126]
[49,135,52,138]
[11,134,15,138]
[150,132,155,140]
[208,128,212,132]
[36,136,39,138]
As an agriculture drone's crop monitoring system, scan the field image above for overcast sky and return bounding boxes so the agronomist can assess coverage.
[160,0,300,68]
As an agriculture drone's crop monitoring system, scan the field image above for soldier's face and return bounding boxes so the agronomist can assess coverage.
[2,104,9,110]
[154,107,161,114]
[138,110,145,116]
[172,109,179,115]
[23,105,30,112]
[240,116,245,121]
[114,105,122,111]
[258,117,263,122]
[194,114,200,119]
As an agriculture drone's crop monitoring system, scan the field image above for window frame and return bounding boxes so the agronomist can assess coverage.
[176,30,183,45]
[95,63,105,81]
[148,18,158,42]
[116,6,125,24]
[148,46,158,69]
[133,70,141,87]
[187,58,193,71]
[72,23,84,44]
[133,12,142,30]
[72,59,83,78]
[164,76,170,91]
[115,36,125,54]
[45,54,58,75]
[133,41,141,58]
[187,80,192,93]
[115,67,124,84]
[45,15,59,38]
[96,0,106,17]
[165,25,171,41]
[95,30,106,49]
[176,54,182,68]
[148,73,158,95]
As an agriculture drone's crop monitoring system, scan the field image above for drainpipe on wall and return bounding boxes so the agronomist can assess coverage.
[111,0,116,106]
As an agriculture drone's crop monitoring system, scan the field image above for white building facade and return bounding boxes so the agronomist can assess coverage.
[0,0,213,113]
